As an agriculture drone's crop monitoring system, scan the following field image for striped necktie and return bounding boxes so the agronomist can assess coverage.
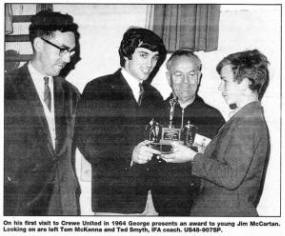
[138,83,144,106]
[43,76,51,111]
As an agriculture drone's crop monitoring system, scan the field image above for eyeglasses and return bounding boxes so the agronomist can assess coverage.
[41,37,75,57]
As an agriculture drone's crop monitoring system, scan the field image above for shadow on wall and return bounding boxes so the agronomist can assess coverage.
[5,50,20,73]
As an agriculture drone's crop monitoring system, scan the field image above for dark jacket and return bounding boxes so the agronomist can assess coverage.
[152,95,225,216]
[4,64,81,216]
[75,69,164,213]
[191,102,270,216]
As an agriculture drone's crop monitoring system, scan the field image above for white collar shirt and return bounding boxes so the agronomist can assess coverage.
[121,68,142,103]
[28,62,56,149]
[178,100,193,109]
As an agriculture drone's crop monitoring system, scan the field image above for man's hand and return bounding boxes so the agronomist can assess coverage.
[161,141,197,163]
[132,140,161,165]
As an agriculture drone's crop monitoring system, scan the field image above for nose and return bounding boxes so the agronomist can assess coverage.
[145,57,153,68]
[61,53,71,63]
[182,75,190,84]
[147,57,158,69]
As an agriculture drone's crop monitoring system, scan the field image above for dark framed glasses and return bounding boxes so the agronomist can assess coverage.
[41,37,75,57]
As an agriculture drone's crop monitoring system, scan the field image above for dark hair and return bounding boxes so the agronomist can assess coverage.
[166,49,202,71]
[216,49,270,100]
[29,10,79,45]
[118,27,167,69]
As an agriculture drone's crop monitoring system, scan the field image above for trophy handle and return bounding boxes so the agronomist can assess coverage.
[169,97,177,128]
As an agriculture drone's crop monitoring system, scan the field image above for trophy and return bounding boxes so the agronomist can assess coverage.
[145,97,198,155]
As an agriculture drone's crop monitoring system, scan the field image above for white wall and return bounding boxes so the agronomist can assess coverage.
[28,4,281,216]
[53,4,151,215]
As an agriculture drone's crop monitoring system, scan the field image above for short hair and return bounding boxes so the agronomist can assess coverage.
[166,49,202,71]
[118,27,167,68]
[216,49,270,100]
[29,10,79,44]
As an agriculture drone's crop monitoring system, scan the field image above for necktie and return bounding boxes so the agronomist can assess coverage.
[43,76,51,111]
[138,83,144,106]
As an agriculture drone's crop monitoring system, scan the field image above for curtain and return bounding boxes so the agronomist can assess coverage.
[36,3,53,12]
[5,4,13,34]
[151,4,220,52]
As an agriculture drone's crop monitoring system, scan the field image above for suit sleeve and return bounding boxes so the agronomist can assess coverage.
[192,117,264,190]
[75,81,105,164]
[75,80,134,167]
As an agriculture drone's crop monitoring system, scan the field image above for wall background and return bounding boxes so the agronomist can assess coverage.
[5,4,281,216]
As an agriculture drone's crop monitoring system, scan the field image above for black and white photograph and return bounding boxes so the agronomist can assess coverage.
[1,0,283,235]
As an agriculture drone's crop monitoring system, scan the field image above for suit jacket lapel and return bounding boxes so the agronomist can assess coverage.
[117,70,137,101]
[18,64,56,157]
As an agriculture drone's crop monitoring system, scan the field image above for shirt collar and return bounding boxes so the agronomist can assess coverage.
[28,62,52,84]
[121,68,142,96]
[178,100,194,109]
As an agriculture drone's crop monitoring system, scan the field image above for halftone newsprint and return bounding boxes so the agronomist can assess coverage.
[1,0,284,236]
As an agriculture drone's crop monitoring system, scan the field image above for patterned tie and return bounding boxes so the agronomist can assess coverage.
[43,76,51,111]
[138,83,144,106]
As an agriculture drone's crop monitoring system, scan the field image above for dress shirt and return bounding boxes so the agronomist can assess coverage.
[28,63,56,149]
[121,68,142,103]
[178,100,193,109]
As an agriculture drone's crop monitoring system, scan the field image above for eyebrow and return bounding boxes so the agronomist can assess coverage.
[137,49,159,56]
[138,50,149,54]
[62,45,75,51]
[58,42,76,51]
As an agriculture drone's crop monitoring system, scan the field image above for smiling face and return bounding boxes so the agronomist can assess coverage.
[34,30,76,76]
[124,47,159,82]
[218,65,245,107]
[168,56,201,103]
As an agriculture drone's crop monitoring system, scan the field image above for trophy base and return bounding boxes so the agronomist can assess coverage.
[150,143,172,154]
[150,140,184,154]
[150,140,198,153]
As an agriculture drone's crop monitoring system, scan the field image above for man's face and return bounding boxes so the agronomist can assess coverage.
[218,65,244,106]
[168,56,201,103]
[124,47,159,81]
[36,30,76,76]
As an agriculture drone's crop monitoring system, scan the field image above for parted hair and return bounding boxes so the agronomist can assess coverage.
[118,27,167,68]
[29,10,79,44]
[216,49,270,100]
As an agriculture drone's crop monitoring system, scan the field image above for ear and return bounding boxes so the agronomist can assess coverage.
[166,71,171,86]
[33,37,43,53]
[240,77,251,90]
[239,78,253,96]
[197,71,202,84]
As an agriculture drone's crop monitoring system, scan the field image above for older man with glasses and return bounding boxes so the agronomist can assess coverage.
[4,10,81,216]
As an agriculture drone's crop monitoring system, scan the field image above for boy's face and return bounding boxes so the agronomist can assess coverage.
[124,47,159,82]
[218,65,245,107]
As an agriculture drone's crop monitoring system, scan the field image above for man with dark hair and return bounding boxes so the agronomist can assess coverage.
[152,49,225,216]
[162,49,270,216]
[5,10,81,215]
[75,27,166,214]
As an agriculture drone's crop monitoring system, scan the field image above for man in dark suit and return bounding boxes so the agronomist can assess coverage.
[162,49,270,216]
[152,49,225,216]
[4,10,81,215]
[75,27,166,214]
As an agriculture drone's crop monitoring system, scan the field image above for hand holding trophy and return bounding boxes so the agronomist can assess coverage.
[145,97,198,163]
